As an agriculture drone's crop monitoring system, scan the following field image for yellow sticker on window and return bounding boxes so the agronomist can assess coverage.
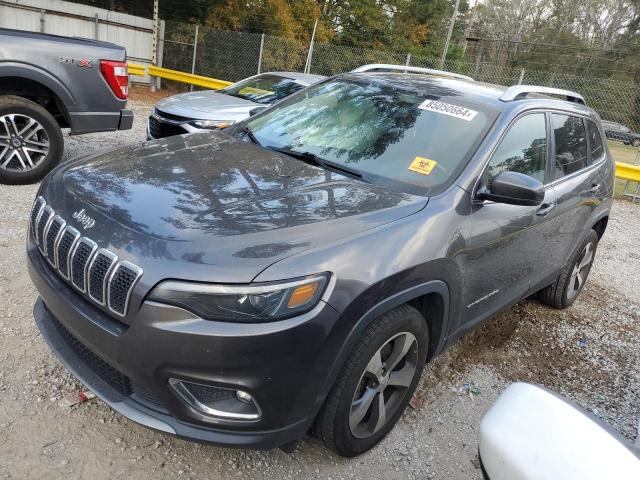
[408,157,437,175]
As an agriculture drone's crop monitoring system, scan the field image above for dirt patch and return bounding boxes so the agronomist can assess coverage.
[128,85,172,104]
[426,280,640,439]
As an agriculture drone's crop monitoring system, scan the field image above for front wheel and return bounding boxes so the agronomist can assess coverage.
[0,95,64,184]
[537,230,598,309]
[315,304,429,457]
[632,138,640,148]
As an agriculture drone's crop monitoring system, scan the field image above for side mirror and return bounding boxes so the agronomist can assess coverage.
[478,171,544,207]
[249,106,267,117]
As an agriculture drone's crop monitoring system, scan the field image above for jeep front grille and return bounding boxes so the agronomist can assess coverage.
[56,227,80,279]
[108,262,142,316]
[88,249,117,304]
[31,196,45,237]
[71,238,97,292]
[45,216,65,266]
[30,196,143,318]
[36,206,54,252]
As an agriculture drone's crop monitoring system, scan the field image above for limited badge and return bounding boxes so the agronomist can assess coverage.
[408,157,437,175]
[418,99,478,121]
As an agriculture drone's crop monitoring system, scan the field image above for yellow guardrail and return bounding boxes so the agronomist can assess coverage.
[616,162,640,182]
[127,63,146,77]
[147,65,233,90]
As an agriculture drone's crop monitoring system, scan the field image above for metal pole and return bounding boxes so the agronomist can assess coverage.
[474,40,484,78]
[150,0,159,92]
[304,19,318,74]
[257,33,265,74]
[94,14,99,39]
[462,8,476,55]
[518,67,525,85]
[190,24,199,92]
[405,53,411,66]
[440,0,460,69]
[40,9,45,33]
[157,19,165,89]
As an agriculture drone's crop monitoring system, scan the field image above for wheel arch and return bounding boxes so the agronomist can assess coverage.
[315,280,450,414]
[407,289,448,362]
[0,64,74,127]
[591,214,608,240]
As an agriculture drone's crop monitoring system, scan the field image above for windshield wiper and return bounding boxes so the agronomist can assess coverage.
[238,125,262,147]
[267,146,362,179]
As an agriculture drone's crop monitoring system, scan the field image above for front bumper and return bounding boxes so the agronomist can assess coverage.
[146,115,208,140]
[28,241,344,449]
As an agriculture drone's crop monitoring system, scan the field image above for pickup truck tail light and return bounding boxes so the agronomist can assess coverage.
[100,60,129,100]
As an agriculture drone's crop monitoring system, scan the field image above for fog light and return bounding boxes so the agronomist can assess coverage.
[168,379,261,421]
[236,390,253,403]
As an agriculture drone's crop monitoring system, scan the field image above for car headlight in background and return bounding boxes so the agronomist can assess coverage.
[189,119,236,129]
[148,273,330,322]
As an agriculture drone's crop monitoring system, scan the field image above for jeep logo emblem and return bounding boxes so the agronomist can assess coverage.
[72,208,96,230]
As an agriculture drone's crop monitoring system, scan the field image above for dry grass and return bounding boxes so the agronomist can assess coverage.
[607,142,640,198]
[608,141,639,165]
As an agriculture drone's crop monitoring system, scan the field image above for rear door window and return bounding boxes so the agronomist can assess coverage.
[587,121,604,164]
[552,114,587,179]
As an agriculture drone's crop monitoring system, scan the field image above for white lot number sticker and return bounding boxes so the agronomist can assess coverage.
[418,99,478,122]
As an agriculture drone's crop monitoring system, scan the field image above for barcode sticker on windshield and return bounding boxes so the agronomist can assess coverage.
[418,100,478,121]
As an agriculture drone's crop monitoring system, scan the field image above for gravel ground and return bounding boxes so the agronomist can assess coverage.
[1,88,639,479]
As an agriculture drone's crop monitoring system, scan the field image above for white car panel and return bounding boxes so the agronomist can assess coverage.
[479,383,640,480]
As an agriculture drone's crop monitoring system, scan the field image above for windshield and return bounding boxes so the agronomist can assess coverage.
[245,76,498,195]
[223,74,307,104]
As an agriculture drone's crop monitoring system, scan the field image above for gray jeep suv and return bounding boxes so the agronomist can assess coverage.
[27,65,613,457]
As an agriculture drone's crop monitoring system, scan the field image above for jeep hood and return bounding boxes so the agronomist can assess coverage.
[44,132,427,283]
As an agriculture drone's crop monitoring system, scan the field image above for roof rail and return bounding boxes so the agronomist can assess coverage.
[500,85,586,105]
[351,64,474,82]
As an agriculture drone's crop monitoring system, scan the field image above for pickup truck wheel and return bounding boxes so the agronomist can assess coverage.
[314,304,429,457]
[0,96,63,184]
[537,230,598,309]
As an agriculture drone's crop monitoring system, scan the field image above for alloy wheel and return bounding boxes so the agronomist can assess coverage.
[567,242,594,300]
[349,331,418,439]
[0,114,50,172]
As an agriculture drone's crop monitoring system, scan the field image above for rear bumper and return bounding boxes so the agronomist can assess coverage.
[27,241,344,449]
[68,109,133,135]
[118,109,134,130]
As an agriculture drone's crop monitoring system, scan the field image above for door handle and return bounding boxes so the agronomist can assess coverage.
[536,202,556,216]
[589,183,601,194]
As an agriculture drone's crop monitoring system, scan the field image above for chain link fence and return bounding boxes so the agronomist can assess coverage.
[160,23,640,132]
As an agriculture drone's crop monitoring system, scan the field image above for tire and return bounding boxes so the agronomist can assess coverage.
[0,95,64,184]
[315,304,429,457]
[632,138,640,148]
[537,229,598,309]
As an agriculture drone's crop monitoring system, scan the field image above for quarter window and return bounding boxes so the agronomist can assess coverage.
[552,114,587,178]
[587,121,604,163]
[487,113,547,184]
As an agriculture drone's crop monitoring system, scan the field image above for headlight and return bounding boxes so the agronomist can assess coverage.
[189,120,235,129]
[148,273,330,322]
